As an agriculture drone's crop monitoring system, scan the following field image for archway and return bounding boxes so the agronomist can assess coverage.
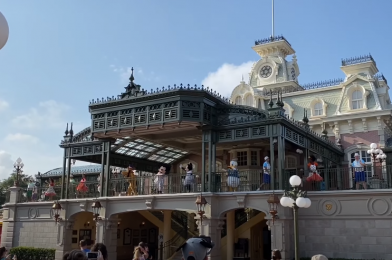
[220,208,269,260]
[69,211,95,251]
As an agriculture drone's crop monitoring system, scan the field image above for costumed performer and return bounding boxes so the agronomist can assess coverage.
[27,179,35,202]
[181,162,195,192]
[352,153,367,190]
[258,156,271,190]
[122,165,137,196]
[227,159,240,192]
[154,164,170,194]
[306,164,323,182]
[176,236,214,260]
[76,173,89,197]
[45,178,56,201]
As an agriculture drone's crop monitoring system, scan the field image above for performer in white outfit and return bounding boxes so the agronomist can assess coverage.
[352,153,367,190]
[154,164,170,194]
[181,163,195,192]
[227,159,240,192]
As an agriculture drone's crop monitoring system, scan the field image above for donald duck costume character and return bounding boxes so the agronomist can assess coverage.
[181,162,195,192]
[227,158,240,192]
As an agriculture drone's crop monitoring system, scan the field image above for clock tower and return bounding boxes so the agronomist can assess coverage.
[249,36,300,92]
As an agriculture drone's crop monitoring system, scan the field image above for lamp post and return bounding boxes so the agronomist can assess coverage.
[267,192,280,224]
[280,175,311,260]
[13,158,24,187]
[0,11,9,50]
[52,201,63,223]
[92,200,103,221]
[195,194,207,234]
[367,143,387,163]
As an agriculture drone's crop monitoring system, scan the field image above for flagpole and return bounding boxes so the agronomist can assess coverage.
[272,0,275,38]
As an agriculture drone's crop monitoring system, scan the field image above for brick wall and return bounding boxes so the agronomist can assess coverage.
[340,130,379,150]
[13,221,58,249]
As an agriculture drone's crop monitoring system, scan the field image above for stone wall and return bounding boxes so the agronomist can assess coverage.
[298,190,392,259]
[13,220,58,249]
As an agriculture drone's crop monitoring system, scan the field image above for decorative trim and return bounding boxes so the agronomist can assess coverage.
[236,195,246,208]
[362,118,368,132]
[146,198,155,210]
[283,103,294,118]
[310,98,327,118]
[346,83,369,111]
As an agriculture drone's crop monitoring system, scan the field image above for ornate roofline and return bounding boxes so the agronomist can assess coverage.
[254,35,291,46]
[341,54,375,67]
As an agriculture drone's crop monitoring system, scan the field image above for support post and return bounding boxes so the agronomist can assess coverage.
[61,148,67,199]
[65,148,72,199]
[324,157,329,191]
[104,142,111,197]
[163,210,172,259]
[100,145,105,197]
[269,136,275,190]
[277,134,285,190]
[226,211,235,260]
[293,206,299,260]
[201,132,206,192]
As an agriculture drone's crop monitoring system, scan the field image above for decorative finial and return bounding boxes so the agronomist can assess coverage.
[65,123,69,136]
[268,90,274,108]
[278,91,284,108]
[70,122,74,136]
[129,67,134,83]
[302,109,309,125]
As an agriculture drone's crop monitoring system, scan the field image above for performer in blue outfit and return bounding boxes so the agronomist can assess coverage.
[352,153,367,190]
[258,156,271,190]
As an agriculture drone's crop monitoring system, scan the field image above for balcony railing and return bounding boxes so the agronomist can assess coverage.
[10,165,392,204]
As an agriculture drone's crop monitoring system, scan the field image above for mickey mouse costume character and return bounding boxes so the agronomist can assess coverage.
[176,236,214,260]
[181,163,195,192]
[227,159,240,192]
[154,164,171,194]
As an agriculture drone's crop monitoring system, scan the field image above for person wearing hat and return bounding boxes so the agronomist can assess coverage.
[352,153,367,190]
[258,156,271,190]
[176,236,214,260]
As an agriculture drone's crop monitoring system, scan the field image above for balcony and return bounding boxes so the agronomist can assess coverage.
[14,165,392,203]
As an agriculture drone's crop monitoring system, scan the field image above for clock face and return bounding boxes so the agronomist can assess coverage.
[260,65,273,78]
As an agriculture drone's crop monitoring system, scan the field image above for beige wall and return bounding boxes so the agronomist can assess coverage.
[70,212,95,250]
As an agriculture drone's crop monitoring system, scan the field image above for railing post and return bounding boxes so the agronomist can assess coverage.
[159,242,163,260]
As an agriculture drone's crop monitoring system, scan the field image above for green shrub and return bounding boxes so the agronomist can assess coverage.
[9,247,55,260]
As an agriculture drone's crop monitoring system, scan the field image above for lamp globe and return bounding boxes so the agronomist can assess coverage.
[296,197,307,208]
[289,175,301,187]
[0,11,9,50]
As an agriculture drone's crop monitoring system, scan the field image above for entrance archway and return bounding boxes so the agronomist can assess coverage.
[69,211,95,250]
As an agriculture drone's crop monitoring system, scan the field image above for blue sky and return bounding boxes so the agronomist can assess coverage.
[0,0,392,178]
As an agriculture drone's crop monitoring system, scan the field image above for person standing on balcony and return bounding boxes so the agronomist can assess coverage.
[227,159,240,192]
[77,174,89,198]
[69,175,76,198]
[123,165,137,196]
[258,156,271,190]
[181,163,195,192]
[27,179,35,202]
[45,178,56,201]
[352,153,367,190]
[154,164,170,194]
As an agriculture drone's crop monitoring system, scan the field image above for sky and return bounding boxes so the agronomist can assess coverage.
[1,0,392,180]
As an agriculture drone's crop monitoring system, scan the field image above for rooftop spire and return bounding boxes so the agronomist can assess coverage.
[129,67,135,83]
[272,0,275,38]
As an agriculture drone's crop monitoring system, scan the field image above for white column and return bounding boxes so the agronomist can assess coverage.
[96,217,118,260]
[267,218,294,260]
[1,187,21,249]
[226,211,235,260]
[163,210,172,258]
[54,220,74,260]
[195,216,224,260]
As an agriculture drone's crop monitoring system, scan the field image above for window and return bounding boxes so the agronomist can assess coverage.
[314,102,323,116]
[235,96,242,105]
[237,151,248,166]
[285,156,297,168]
[352,90,363,109]
[350,151,372,177]
[245,95,253,106]
[251,151,258,166]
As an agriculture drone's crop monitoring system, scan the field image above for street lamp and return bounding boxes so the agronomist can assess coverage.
[280,175,311,260]
[0,11,9,50]
[367,143,387,163]
[13,158,24,187]
[267,192,280,224]
[195,194,207,227]
[91,200,103,221]
[52,201,63,223]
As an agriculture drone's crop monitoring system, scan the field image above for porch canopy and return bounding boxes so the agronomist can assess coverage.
[58,70,344,198]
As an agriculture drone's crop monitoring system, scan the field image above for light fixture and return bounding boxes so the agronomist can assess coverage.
[195,194,208,227]
[52,201,63,223]
[0,11,9,50]
[266,192,280,224]
[91,200,102,221]
[367,143,387,163]
[139,221,146,228]
[13,157,24,187]
[273,138,277,144]
[280,175,311,260]
[296,149,303,154]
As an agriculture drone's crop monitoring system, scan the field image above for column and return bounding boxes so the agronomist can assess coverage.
[104,142,111,197]
[65,148,72,199]
[277,134,285,190]
[163,210,172,259]
[269,136,275,190]
[268,218,294,260]
[100,146,105,197]
[61,148,67,199]
[1,187,20,248]
[208,131,216,192]
[195,216,225,260]
[226,211,235,260]
[54,220,74,260]
[323,157,329,191]
[202,132,207,192]
[95,217,118,260]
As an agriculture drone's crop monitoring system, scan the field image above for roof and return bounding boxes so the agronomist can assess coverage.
[38,165,102,178]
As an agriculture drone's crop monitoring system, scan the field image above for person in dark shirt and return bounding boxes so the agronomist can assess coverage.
[79,240,90,254]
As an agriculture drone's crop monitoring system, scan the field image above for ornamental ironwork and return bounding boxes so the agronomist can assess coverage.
[341,54,375,66]
[254,35,291,46]
[301,78,344,90]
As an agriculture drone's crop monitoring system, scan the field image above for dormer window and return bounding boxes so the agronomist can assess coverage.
[352,90,363,109]
[235,96,242,105]
[314,102,323,116]
[245,94,253,106]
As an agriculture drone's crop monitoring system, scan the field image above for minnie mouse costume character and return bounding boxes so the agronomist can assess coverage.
[306,164,323,182]
[180,163,195,192]
[154,164,171,194]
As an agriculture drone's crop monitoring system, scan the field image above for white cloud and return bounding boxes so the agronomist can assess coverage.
[0,151,14,180]
[12,100,70,129]
[5,133,39,144]
[0,99,9,112]
[201,61,255,98]
[110,65,160,84]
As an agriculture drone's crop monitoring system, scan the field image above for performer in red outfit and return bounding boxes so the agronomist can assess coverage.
[306,164,323,182]
[77,174,89,197]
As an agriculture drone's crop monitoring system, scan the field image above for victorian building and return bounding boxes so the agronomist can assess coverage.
[2,36,392,260]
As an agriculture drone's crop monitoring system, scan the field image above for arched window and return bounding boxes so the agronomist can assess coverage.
[245,95,253,106]
[235,96,242,105]
[314,102,323,116]
[352,90,363,109]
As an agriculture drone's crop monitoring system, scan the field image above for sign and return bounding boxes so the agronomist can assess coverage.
[158,234,163,243]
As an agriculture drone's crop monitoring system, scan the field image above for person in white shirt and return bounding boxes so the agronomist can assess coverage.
[352,153,367,190]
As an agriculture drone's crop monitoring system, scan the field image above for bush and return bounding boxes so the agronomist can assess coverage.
[9,247,55,260]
